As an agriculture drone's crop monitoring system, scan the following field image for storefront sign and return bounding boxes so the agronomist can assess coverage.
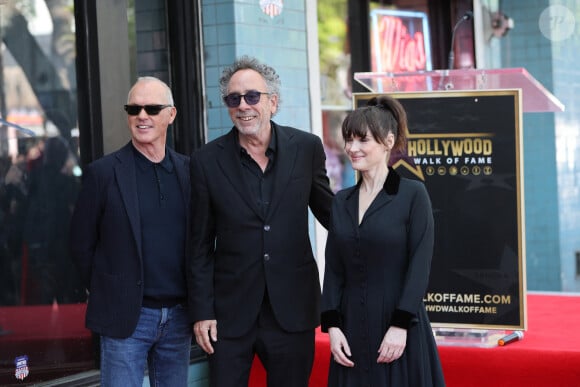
[370,9,432,73]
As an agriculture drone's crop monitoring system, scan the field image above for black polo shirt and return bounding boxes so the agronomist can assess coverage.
[133,145,186,308]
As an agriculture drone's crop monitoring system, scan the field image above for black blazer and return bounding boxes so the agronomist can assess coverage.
[188,123,333,337]
[70,142,190,338]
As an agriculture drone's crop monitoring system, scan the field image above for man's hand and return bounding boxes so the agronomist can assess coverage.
[193,320,218,354]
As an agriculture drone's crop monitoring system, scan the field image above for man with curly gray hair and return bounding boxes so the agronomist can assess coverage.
[189,56,333,386]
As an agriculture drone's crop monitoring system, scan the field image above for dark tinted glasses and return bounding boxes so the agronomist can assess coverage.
[223,90,270,108]
[124,104,172,116]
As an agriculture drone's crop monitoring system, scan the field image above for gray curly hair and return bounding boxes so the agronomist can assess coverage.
[219,55,281,112]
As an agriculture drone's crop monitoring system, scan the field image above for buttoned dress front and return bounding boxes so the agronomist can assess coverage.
[321,169,445,387]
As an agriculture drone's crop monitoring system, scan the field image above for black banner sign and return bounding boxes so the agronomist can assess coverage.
[354,90,526,329]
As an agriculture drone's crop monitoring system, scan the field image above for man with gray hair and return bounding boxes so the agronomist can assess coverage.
[189,56,333,386]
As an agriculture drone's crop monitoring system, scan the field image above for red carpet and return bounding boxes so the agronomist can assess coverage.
[249,293,580,386]
[2,294,578,386]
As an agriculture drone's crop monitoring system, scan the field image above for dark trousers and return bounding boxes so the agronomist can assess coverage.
[208,296,315,387]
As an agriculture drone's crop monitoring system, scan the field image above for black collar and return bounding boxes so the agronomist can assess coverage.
[132,144,173,173]
[348,166,401,199]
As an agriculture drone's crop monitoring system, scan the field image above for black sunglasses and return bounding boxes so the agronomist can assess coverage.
[223,90,270,108]
[124,104,172,116]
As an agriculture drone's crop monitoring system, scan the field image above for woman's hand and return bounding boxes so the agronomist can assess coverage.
[329,327,355,367]
[377,326,407,363]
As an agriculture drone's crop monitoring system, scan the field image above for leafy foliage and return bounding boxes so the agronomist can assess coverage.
[317,0,348,75]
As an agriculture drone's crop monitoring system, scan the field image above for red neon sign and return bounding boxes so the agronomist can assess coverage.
[371,10,432,73]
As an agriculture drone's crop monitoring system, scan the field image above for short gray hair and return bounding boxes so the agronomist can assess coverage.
[127,76,174,105]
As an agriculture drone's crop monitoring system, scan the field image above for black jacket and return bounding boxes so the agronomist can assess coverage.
[70,142,190,338]
[188,122,333,337]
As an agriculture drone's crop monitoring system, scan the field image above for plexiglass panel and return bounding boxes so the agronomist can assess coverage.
[354,67,565,113]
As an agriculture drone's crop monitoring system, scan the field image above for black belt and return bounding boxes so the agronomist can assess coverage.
[142,296,186,309]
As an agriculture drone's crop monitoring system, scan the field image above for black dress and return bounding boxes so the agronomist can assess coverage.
[321,169,445,387]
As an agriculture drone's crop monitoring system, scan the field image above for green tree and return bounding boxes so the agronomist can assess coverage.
[318,0,351,106]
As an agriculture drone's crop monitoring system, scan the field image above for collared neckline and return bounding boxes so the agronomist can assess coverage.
[235,123,277,158]
[132,143,174,173]
[347,166,401,199]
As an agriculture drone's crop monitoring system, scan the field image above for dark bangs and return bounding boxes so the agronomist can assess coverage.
[341,107,390,145]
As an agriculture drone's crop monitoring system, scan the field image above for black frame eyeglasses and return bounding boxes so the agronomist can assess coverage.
[124,104,173,116]
[223,90,270,108]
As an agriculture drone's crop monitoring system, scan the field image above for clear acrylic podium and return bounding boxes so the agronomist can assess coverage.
[353,68,564,347]
[354,67,564,113]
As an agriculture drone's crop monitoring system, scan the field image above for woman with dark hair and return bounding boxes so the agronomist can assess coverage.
[321,95,445,386]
